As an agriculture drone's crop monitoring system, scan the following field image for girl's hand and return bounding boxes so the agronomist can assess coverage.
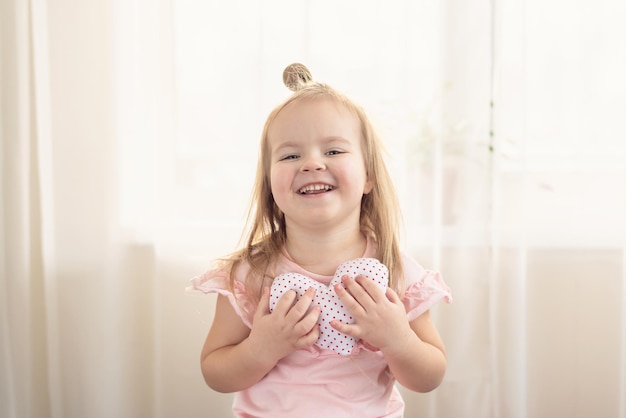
[248,286,320,366]
[331,275,412,351]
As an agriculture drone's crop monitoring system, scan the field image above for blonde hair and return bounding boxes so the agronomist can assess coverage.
[221,69,404,304]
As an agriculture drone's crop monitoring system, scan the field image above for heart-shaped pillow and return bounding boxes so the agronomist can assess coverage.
[269,258,388,356]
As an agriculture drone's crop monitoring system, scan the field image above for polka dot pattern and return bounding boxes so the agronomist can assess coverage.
[269,258,389,356]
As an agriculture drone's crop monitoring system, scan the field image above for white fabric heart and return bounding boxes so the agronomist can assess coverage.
[269,258,388,356]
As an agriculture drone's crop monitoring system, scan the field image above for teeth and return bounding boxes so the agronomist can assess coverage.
[298,184,334,194]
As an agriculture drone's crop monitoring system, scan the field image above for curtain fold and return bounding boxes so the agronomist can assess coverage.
[1,0,51,417]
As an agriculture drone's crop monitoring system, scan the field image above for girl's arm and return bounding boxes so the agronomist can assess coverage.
[201,287,320,393]
[331,275,447,392]
[380,309,447,392]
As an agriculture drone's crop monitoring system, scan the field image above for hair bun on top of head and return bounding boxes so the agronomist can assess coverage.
[282,63,313,91]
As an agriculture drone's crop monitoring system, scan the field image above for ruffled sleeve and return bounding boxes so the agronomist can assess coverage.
[187,266,255,328]
[401,254,452,321]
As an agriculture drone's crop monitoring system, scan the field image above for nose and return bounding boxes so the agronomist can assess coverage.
[300,154,326,172]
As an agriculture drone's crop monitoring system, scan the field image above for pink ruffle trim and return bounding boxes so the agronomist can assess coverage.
[403,270,452,321]
[188,270,255,328]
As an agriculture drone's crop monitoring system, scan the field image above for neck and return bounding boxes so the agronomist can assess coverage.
[284,224,367,275]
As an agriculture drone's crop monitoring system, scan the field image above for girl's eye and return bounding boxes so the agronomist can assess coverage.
[280,154,299,161]
[326,150,343,156]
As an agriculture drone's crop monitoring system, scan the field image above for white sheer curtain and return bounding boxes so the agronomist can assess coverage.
[1,0,52,416]
[2,0,159,417]
[2,0,625,418]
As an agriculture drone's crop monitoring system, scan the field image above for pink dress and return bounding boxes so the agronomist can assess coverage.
[190,241,452,418]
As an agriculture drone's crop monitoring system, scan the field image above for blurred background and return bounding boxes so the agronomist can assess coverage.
[2,0,625,417]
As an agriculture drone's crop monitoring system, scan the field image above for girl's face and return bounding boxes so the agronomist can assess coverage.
[267,98,373,232]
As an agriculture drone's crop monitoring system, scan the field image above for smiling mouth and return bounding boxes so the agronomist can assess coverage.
[297,184,335,194]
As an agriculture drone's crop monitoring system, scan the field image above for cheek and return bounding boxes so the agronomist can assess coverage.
[341,162,369,192]
[269,167,289,200]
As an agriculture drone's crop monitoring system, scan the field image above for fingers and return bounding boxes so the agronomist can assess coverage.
[329,318,360,338]
[385,286,402,304]
[352,274,386,302]
[331,275,397,341]
[276,287,321,348]
[335,274,385,313]
[272,287,320,331]
[334,279,366,316]
[295,323,320,349]
[329,280,365,338]
[295,309,321,343]
[285,287,317,322]
[273,288,298,314]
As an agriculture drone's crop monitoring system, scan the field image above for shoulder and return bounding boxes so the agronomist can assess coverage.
[400,252,427,288]
[189,256,254,293]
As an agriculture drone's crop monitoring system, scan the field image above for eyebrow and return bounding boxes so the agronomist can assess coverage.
[272,136,352,154]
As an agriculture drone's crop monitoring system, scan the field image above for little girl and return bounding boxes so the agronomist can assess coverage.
[190,63,452,417]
